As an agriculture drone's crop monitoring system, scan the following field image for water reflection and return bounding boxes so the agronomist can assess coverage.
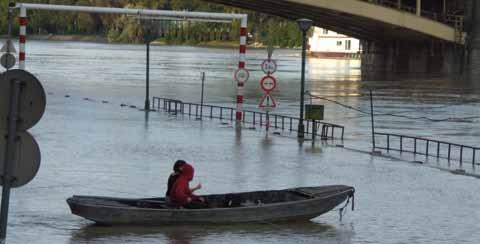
[69,221,353,244]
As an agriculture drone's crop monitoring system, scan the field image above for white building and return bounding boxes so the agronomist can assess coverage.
[308,27,361,59]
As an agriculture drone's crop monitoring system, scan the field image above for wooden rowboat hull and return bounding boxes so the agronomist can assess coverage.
[67,185,354,225]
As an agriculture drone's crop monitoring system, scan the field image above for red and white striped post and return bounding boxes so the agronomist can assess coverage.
[19,7,27,70]
[236,17,248,122]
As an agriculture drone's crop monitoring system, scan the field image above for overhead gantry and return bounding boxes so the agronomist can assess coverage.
[9,3,249,121]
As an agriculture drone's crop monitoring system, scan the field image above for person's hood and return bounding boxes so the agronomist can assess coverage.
[180,163,194,181]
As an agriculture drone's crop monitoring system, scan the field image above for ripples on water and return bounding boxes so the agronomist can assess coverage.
[1,40,480,243]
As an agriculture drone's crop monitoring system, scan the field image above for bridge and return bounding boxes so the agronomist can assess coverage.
[208,0,478,76]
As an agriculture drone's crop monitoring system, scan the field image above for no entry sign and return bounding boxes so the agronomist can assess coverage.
[260,75,277,93]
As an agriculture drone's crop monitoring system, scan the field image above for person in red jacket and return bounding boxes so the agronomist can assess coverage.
[169,163,207,208]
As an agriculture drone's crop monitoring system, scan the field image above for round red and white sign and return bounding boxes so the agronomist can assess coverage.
[261,59,277,74]
[260,75,277,92]
[234,68,249,83]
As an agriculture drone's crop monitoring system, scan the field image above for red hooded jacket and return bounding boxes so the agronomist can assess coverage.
[169,163,200,207]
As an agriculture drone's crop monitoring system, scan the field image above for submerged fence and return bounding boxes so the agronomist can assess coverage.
[152,97,344,140]
[374,132,479,166]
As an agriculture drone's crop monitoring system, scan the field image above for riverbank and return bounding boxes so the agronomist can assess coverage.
[1,34,295,49]
[29,34,109,43]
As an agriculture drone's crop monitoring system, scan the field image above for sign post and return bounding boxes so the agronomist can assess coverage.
[258,47,278,132]
[1,6,16,71]
[197,72,206,120]
[305,104,324,144]
[0,70,45,240]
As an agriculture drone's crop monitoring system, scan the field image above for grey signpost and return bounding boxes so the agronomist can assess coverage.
[142,19,156,112]
[0,70,45,240]
[259,47,278,133]
[197,72,206,120]
[1,5,16,71]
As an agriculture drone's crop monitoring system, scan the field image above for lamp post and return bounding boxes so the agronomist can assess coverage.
[142,19,156,111]
[297,18,313,138]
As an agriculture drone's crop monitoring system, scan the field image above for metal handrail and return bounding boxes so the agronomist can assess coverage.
[374,132,479,166]
[152,96,345,140]
[359,0,463,29]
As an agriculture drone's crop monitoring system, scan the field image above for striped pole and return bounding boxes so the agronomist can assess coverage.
[236,17,247,122]
[19,7,27,70]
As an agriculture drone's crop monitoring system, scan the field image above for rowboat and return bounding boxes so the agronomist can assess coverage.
[66,185,354,225]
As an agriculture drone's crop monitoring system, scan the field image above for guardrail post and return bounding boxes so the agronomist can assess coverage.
[370,90,376,149]
[460,146,463,165]
[312,120,316,145]
[437,142,440,158]
[473,149,476,166]
[414,138,417,154]
[387,134,390,151]
[400,136,403,152]
[426,140,429,157]
[448,144,451,161]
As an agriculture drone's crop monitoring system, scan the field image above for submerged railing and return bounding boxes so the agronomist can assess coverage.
[152,97,344,140]
[374,132,479,166]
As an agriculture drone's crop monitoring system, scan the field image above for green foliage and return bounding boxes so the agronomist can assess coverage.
[0,0,305,47]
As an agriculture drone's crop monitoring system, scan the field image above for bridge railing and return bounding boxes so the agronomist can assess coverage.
[374,132,479,167]
[152,96,345,140]
[360,0,463,29]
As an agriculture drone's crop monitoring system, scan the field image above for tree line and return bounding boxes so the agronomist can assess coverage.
[0,0,304,47]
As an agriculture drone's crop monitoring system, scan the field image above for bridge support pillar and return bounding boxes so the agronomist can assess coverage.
[466,0,480,78]
[416,0,421,16]
[361,40,463,78]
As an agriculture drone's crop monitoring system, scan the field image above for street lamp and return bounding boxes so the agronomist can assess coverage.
[141,18,156,111]
[297,18,313,138]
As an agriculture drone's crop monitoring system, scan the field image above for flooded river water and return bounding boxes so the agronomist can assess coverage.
[2,40,480,243]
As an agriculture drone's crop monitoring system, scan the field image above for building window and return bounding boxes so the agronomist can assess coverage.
[345,40,351,50]
[337,41,342,46]
[323,29,328,34]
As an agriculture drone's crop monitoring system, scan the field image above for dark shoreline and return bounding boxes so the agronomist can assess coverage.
[0,34,298,49]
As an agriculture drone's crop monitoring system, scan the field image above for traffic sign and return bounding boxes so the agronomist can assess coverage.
[259,93,277,111]
[260,75,277,92]
[0,131,41,187]
[234,68,249,83]
[0,40,16,53]
[261,59,277,74]
[0,53,15,69]
[0,70,46,131]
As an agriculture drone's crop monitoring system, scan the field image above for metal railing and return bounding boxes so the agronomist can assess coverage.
[152,97,345,140]
[359,0,464,30]
[374,132,479,166]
